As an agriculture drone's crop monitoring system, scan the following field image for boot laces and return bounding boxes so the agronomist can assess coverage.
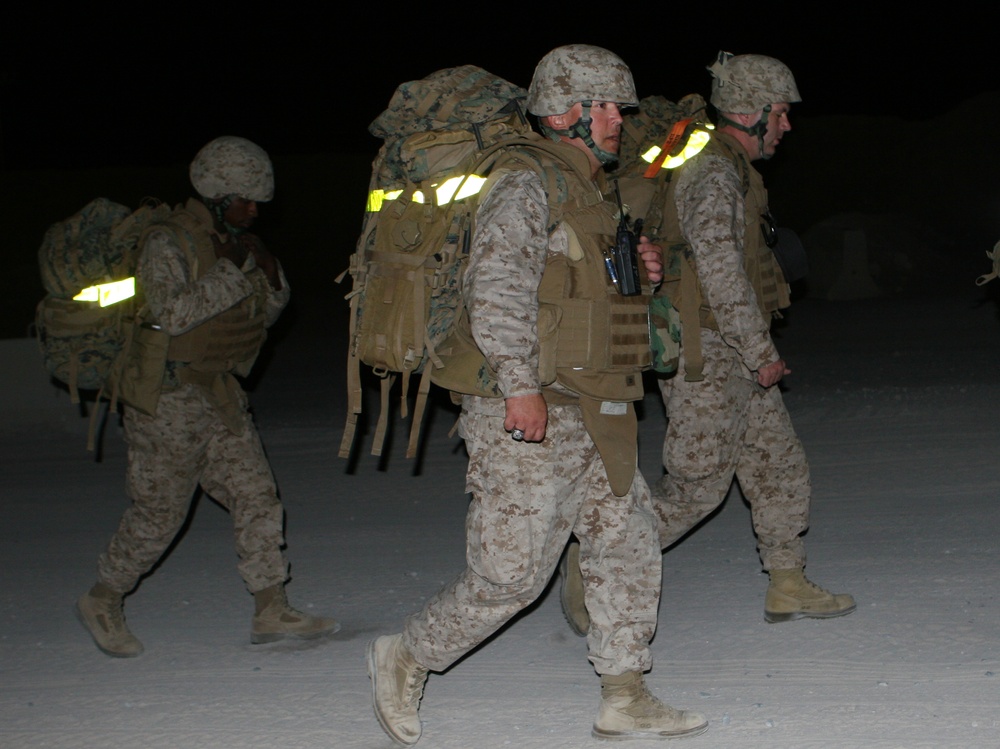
[801,576,834,597]
[402,663,428,709]
[99,595,127,632]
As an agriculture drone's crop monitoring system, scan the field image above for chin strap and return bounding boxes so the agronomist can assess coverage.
[201,195,248,235]
[717,104,772,160]
[539,101,619,166]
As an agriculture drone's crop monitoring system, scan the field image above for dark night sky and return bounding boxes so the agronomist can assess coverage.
[1,6,995,170]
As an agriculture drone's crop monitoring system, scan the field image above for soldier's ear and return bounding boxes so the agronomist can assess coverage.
[546,112,569,130]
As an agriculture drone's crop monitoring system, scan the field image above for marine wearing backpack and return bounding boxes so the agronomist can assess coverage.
[339,65,638,459]
[608,93,712,379]
[34,197,174,448]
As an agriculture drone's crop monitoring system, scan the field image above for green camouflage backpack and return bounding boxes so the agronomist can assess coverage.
[339,65,579,460]
[35,197,172,444]
[610,94,712,377]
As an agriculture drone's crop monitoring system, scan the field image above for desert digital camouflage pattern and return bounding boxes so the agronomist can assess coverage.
[655,332,809,571]
[525,43,637,116]
[99,384,289,593]
[652,123,809,571]
[403,405,661,675]
[399,167,661,674]
[189,136,275,201]
[95,201,291,594]
[709,52,801,114]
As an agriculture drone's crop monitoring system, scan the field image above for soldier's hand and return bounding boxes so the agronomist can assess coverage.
[638,236,663,284]
[757,358,791,388]
[212,232,249,268]
[504,393,547,443]
[242,233,282,290]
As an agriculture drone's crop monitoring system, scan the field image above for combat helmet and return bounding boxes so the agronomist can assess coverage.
[526,44,637,165]
[708,52,800,159]
[189,136,275,202]
[708,52,800,114]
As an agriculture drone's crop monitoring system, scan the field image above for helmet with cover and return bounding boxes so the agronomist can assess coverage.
[526,43,638,116]
[708,52,800,159]
[189,136,275,202]
[526,44,637,165]
[708,52,800,114]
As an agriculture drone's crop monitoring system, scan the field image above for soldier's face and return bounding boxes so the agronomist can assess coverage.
[584,100,624,155]
[760,103,792,157]
[224,197,258,229]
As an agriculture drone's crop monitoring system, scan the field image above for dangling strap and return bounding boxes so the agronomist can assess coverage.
[86,396,104,453]
[86,303,135,452]
[68,348,81,405]
[406,366,434,459]
[338,285,364,459]
[371,373,396,457]
[679,256,705,382]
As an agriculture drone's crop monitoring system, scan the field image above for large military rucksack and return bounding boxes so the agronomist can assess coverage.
[35,197,173,446]
[610,94,712,377]
[338,65,586,460]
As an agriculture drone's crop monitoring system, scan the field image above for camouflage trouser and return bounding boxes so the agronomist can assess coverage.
[402,400,661,676]
[97,384,289,594]
[654,330,809,571]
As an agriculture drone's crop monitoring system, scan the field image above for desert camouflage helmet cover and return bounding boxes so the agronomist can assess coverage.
[526,44,638,117]
[708,52,801,114]
[189,136,275,201]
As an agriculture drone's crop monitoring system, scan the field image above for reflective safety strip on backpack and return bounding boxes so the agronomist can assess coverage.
[642,120,713,177]
[72,277,136,306]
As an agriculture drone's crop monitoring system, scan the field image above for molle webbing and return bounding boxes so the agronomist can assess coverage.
[166,304,267,372]
[155,209,269,373]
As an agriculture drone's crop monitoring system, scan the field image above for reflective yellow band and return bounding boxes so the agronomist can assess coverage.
[367,188,403,212]
[366,175,488,212]
[641,128,712,170]
[433,175,487,204]
[73,277,135,307]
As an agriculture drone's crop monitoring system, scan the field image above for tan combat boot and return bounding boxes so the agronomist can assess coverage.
[559,539,589,637]
[367,634,429,746]
[593,671,708,740]
[251,584,340,643]
[764,568,857,623]
[75,582,144,657]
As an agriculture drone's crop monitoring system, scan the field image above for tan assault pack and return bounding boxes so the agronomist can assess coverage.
[339,65,582,460]
[610,94,712,378]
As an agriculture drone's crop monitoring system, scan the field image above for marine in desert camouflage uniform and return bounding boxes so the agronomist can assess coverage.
[651,53,856,623]
[563,53,856,630]
[366,45,708,745]
[75,136,338,658]
[563,54,856,630]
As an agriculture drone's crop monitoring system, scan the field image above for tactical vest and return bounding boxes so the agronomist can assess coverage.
[656,131,790,380]
[154,201,271,377]
[111,201,271,422]
[433,141,653,404]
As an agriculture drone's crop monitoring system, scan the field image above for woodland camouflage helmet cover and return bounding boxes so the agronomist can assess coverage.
[526,44,638,116]
[708,52,801,114]
[189,136,275,202]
